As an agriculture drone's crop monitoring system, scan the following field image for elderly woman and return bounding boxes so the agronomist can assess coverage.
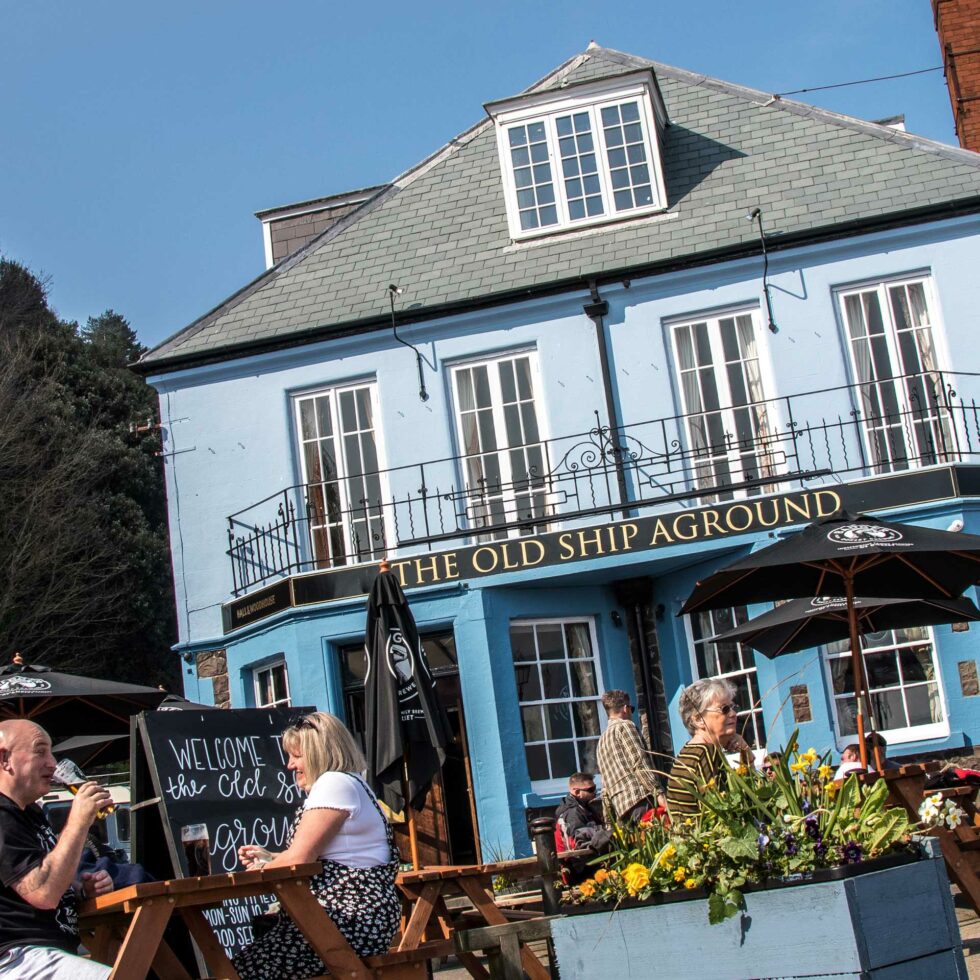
[231,712,400,979]
[666,679,752,820]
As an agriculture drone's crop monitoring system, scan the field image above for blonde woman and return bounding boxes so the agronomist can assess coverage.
[232,712,400,979]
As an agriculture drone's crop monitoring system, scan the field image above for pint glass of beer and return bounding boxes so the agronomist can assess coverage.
[51,759,115,818]
[181,823,211,877]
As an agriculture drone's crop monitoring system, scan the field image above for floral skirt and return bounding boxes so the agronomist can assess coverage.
[231,857,400,979]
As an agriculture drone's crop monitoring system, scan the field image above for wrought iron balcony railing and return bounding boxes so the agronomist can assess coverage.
[226,370,980,596]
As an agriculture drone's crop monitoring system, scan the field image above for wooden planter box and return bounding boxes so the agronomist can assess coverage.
[550,839,966,979]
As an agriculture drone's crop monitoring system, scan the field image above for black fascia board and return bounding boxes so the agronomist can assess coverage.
[134,193,980,377]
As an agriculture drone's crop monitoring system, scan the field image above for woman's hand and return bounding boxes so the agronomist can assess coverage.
[723,733,752,754]
[239,845,275,870]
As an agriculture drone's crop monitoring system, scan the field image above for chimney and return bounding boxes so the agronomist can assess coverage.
[934,0,980,152]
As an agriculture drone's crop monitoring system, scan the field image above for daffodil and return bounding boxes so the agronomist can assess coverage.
[790,757,809,773]
[818,764,834,781]
[656,843,676,867]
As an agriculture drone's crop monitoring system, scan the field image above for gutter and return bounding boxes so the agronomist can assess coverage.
[135,195,980,377]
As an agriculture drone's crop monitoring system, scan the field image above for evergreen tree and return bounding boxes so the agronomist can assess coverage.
[0,258,178,687]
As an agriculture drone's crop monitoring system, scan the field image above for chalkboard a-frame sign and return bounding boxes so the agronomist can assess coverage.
[131,705,313,960]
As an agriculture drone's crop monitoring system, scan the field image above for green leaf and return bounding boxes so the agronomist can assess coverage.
[720,836,759,861]
[868,808,910,853]
[860,776,889,817]
[707,891,728,925]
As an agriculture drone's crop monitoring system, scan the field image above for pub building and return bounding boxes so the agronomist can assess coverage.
[139,44,980,862]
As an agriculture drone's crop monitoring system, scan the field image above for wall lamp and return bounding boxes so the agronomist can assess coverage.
[747,208,779,334]
[388,284,429,402]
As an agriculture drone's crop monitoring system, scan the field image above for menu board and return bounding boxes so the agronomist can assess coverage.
[131,706,311,959]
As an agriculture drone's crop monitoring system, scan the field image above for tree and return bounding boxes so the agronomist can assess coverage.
[0,258,178,687]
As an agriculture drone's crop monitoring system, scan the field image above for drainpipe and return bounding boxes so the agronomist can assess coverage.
[583,281,630,518]
[613,578,671,764]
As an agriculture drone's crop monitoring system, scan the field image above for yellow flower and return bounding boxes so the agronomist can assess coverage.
[594,869,610,884]
[790,757,809,773]
[622,863,650,896]
[818,764,834,781]
[803,747,818,763]
[578,879,596,898]
[705,777,717,789]
[826,782,840,799]
[684,878,697,889]
[736,764,749,776]
[673,867,687,882]
[656,843,677,867]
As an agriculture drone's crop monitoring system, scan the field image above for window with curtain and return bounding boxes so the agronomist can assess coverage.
[450,353,550,539]
[294,382,386,568]
[670,309,777,501]
[510,619,604,793]
[689,606,767,749]
[837,276,954,473]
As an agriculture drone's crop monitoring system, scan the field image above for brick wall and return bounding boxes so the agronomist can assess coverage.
[934,0,980,153]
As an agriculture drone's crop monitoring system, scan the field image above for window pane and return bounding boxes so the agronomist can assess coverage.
[546,703,573,740]
[542,662,570,699]
[526,744,549,781]
[537,625,564,659]
[521,705,545,742]
[549,742,576,779]
[573,700,600,737]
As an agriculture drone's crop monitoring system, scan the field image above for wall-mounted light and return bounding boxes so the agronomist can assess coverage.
[388,284,429,402]
[610,610,623,628]
[747,208,778,334]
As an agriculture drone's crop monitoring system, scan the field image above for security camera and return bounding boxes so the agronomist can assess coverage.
[948,518,965,533]
[747,208,762,221]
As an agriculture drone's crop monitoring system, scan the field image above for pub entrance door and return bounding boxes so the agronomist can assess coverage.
[340,631,480,866]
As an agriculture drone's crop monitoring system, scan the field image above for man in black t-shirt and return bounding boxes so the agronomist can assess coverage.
[0,719,114,978]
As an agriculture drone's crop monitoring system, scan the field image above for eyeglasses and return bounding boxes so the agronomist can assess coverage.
[703,702,738,717]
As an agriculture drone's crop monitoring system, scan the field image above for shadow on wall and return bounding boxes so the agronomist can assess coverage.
[662,125,746,208]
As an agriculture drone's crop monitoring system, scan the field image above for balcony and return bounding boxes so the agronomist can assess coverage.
[226,370,980,596]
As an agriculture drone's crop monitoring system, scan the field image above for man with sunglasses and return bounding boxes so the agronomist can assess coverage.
[596,690,666,825]
[554,773,608,883]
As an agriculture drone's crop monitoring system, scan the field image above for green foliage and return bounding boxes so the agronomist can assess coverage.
[0,257,177,689]
[570,730,918,925]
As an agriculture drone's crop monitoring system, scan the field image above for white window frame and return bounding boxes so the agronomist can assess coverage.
[254,659,291,708]
[667,306,781,500]
[448,350,551,540]
[834,273,956,474]
[509,617,605,796]
[487,71,669,240]
[293,380,389,569]
[822,627,950,748]
[686,607,767,750]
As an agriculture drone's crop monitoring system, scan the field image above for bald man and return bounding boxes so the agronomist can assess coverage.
[0,720,113,978]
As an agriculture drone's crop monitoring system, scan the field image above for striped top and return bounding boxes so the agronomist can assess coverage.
[666,742,728,820]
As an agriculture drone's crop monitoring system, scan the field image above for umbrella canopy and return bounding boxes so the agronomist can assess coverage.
[681,511,980,613]
[709,595,980,658]
[680,510,980,768]
[0,658,168,739]
[364,568,451,816]
[51,732,129,770]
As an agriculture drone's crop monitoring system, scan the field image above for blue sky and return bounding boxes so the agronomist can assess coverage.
[0,1,955,349]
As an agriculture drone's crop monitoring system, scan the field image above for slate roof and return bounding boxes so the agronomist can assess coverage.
[140,45,980,372]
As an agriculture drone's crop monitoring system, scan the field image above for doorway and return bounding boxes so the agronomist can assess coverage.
[339,631,480,866]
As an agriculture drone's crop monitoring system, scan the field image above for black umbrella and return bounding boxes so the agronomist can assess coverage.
[709,595,980,657]
[51,697,216,768]
[0,657,168,739]
[681,510,980,767]
[364,562,451,866]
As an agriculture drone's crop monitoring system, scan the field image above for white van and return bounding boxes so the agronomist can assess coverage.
[41,785,132,861]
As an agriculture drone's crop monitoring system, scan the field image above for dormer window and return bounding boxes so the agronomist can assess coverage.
[487,71,669,240]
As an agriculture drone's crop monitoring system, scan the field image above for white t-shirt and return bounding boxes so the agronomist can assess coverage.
[303,771,392,868]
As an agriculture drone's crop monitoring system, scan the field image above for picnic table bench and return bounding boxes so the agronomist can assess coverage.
[79,858,551,979]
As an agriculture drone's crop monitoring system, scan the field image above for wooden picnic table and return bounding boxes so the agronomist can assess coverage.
[79,857,551,980]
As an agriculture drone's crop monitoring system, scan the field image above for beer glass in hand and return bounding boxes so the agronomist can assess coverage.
[52,759,115,818]
[181,823,211,877]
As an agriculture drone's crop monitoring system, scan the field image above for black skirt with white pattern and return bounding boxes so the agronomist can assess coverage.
[231,775,401,979]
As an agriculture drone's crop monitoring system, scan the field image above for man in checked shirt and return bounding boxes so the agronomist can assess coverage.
[596,690,666,824]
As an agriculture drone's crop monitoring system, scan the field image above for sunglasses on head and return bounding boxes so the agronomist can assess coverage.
[292,714,317,730]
